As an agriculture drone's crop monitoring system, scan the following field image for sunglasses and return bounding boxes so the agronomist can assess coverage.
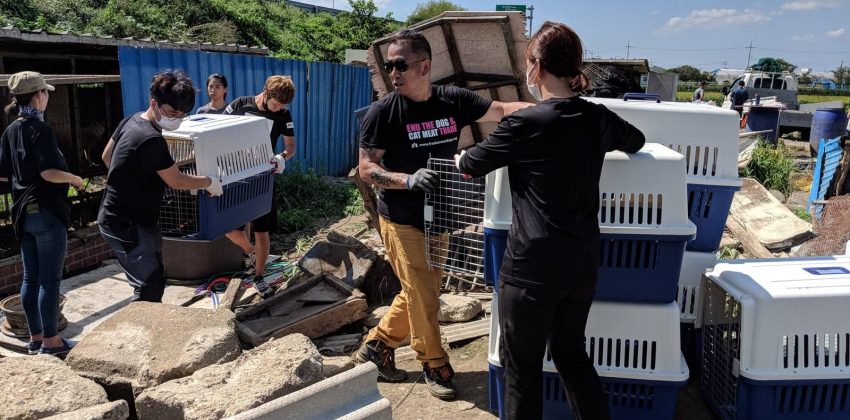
[384,58,426,73]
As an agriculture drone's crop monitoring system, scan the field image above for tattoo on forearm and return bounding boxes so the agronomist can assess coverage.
[360,147,382,161]
[371,168,404,187]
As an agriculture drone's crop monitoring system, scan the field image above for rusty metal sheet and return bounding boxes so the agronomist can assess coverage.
[797,195,850,256]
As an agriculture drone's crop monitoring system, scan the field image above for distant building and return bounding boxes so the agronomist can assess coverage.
[281,0,343,15]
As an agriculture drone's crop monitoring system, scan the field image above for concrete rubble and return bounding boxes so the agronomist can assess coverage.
[438,293,484,322]
[135,333,323,420]
[43,401,130,420]
[0,356,111,419]
[363,305,389,327]
[65,301,241,396]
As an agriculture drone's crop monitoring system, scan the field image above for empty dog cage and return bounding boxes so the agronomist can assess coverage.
[424,158,486,278]
[700,276,742,420]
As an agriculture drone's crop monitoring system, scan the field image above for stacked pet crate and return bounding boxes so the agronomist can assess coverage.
[481,142,696,419]
[586,96,741,371]
[159,114,275,240]
[699,256,850,419]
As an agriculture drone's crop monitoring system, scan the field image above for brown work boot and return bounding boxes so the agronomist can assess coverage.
[423,362,456,400]
[353,339,408,382]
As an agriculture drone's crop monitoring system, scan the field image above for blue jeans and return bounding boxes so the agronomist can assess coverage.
[20,210,68,338]
[99,221,166,302]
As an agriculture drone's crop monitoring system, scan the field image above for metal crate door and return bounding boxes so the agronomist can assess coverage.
[700,276,743,420]
[159,163,200,237]
[424,158,486,277]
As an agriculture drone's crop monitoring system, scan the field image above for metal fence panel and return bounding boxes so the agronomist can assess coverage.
[118,47,367,175]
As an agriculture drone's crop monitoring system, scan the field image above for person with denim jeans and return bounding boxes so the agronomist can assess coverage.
[99,70,222,302]
[0,71,85,356]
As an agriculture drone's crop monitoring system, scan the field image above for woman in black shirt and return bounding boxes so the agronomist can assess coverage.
[0,71,84,356]
[457,22,645,419]
[196,73,228,115]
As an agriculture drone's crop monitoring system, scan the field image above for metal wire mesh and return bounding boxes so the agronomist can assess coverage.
[700,276,742,420]
[159,164,199,237]
[424,158,486,277]
[163,135,195,166]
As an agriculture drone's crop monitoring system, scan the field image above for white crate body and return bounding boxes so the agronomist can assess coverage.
[599,143,696,236]
[677,251,718,323]
[484,167,512,230]
[704,255,850,381]
[489,295,688,382]
[164,114,274,185]
[586,98,741,188]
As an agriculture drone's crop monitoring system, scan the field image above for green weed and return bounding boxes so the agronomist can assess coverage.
[791,207,812,223]
[741,140,795,196]
[717,245,742,260]
[274,163,363,234]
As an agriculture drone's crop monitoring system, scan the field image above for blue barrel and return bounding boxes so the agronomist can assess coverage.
[483,228,508,287]
[809,108,848,152]
[745,106,781,144]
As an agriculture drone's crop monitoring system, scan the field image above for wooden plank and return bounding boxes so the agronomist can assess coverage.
[217,277,244,311]
[395,318,490,360]
[724,216,773,258]
[348,167,380,229]
[0,74,121,87]
[440,22,466,87]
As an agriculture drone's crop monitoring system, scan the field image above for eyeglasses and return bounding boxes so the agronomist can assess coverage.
[384,58,426,73]
[158,103,187,119]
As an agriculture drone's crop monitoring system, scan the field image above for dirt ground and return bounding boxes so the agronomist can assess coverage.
[377,337,716,420]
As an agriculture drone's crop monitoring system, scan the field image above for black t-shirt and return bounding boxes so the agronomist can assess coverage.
[0,118,70,228]
[458,97,646,289]
[359,85,492,228]
[225,96,295,148]
[98,113,175,227]
[196,104,226,115]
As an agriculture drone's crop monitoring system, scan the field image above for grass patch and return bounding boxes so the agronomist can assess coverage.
[676,92,850,111]
[275,165,364,234]
[717,245,741,260]
[791,207,812,223]
[741,140,795,196]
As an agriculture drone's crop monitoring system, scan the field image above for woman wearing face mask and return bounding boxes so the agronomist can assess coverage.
[99,70,222,302]
[456,22,646,419]
[196,73,228,115]
[0,71,84,356]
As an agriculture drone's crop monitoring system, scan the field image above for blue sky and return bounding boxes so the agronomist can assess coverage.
[303,0,850,72]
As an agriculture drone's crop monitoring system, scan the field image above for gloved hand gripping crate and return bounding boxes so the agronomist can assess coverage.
[698,256,850,420]
[488,296,689,420]
[587,96,741,252]
[159,114,276,240]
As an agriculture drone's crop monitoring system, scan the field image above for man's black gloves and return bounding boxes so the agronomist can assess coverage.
[406,168,439,193]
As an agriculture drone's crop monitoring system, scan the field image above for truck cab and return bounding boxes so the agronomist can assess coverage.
[727,71,799,108]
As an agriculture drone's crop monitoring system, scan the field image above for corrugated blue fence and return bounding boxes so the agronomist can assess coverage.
[117,47,372,176]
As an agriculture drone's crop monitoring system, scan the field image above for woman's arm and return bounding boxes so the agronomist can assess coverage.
[41,169,84,189]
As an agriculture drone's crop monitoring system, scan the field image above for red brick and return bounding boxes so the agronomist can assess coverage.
[82,257,97,268]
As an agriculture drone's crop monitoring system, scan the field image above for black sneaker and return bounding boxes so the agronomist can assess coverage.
[252,275,274,299]
[423,362,456,400]
[40,338,74,358]
[243,252,256,275]
[353,339,408,382]
[27,340,42,355]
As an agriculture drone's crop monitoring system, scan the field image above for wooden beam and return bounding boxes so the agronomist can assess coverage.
[441,22,466,88]
[725,216,773,258]
[0,74,121,87]
[348,166,379,229]
[371,44,393,94]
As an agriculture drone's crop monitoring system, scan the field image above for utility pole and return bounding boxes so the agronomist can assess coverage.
[527,5,534,37]
[626,41,631,59]
[746,41,753,68]
[722,60,727,69]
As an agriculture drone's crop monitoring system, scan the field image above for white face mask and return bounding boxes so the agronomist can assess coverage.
[157,105,183,131]
[526,63,544,102]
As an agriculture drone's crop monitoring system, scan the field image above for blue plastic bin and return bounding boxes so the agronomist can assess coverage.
[484,228,508,286]
[596,232,693,303]
[488,363,685,420]
[704,377,850,419]
[685,183,739,252]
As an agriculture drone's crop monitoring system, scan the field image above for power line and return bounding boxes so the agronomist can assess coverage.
[630,46,746,52]
[752,47,850,54]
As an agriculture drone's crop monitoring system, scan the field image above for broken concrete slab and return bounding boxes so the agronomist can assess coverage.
[322,355,355,378]
[228,363,390,420]
[43,401,130,420]
[236,274,368,345]
[0,356,110,419]
[66,302,240,393]
[363,306,389,327]
[298,233,377,289]
[438,294,483,322]
[730,178,814,250]
[136,334,323,420]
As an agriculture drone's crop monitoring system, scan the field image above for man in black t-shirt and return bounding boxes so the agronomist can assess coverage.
[222,75,292,298]
[99,70,222,302]
[353,30,532,400]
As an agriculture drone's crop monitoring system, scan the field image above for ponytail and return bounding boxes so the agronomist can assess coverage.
[4,92,37,117]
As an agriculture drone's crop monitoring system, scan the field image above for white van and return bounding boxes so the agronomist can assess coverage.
[726,71,798,108]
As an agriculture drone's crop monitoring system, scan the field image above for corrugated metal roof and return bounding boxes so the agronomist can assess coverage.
[0,26,269,55]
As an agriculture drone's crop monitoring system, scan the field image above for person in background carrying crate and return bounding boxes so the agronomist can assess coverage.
[353,29,532,400]
[221,75,290,299]
[99,70,223,302]
[693,81,707,102]
[456,21,645,420]
[0,71,84,357]
[196,73,228,115]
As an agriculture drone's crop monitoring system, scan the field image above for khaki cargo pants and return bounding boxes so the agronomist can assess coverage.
[365,217,449,368]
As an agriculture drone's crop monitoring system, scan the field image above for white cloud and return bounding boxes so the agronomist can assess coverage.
[781,1,843,11]
[792,34,816,41]
[826,28,846,37]
[658,9,771,33]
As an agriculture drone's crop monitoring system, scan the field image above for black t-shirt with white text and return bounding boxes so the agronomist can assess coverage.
[98,113,175,227]
[225,96,295,148]
[0,118,70,229]
[359,85,492,228]
[458,97,646,289]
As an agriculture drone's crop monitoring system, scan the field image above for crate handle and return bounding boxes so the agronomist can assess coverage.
[623,93,661,103]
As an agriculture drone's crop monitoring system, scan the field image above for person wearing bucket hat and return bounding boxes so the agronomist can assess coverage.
[0,71,84,356]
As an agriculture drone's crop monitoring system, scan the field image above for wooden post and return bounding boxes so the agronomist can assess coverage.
[725,216,773,258]
[348,166,379,229]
